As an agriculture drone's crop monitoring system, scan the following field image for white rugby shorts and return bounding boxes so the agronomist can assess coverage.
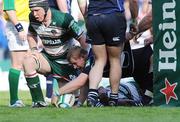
[5,21,29,51]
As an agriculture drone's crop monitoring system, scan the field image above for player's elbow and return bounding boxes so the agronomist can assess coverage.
[74,73,88,89]
[76,80,86,89]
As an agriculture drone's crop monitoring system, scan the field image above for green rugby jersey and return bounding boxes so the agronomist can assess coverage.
[28,8,83,56]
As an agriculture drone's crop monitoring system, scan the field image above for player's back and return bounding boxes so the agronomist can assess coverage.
[100,77,142,102]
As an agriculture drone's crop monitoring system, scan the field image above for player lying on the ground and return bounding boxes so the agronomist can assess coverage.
[98,77,143,106]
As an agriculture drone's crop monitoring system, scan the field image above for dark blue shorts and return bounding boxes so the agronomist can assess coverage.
[86,12,126,46]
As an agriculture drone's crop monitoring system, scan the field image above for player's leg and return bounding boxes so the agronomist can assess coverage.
[23,52,51,107]
[88,45,107,107]
[104,12,126,106]
[143,54,153,105]
[107,45,124,106]
[6,21,29,107]
[8,51,27,107]
[132,45,153,105]
[121,41,134,78]
[45,75,53,104]
[86,15,106,107]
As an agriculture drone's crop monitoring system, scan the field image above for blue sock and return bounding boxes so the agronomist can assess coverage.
[46,75,53,98]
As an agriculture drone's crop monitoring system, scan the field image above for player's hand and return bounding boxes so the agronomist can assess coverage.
[18,30,27,41]
[51,95,59,108]
[144,36,153,46]
[134,101,143,106]
[73,100,82,108]
[51,90,61,108]
[126,32,134,41]
[129,19,138,35]
[132,33,143,44]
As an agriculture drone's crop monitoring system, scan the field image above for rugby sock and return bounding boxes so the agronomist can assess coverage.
[26,74,44,102]
[88,89,98,101]
[143,89,153,105]
[8,68,21,105]
[87,89,104,107]
[109,93,118,106]
[46,75,53,98]
[52,78,59,95]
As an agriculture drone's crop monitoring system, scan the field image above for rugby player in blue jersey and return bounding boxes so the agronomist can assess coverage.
[51,45,144,107]
[85,0,138,107]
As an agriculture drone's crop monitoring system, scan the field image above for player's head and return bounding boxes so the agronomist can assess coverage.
[67,46,88,69]
[29,0,49,22]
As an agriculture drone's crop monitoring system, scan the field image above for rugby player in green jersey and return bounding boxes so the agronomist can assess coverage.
[23,0,88,108]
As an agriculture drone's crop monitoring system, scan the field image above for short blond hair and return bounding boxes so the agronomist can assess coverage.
[67,46,88,62]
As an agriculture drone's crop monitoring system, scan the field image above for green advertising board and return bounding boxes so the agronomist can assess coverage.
[153,0,180,106]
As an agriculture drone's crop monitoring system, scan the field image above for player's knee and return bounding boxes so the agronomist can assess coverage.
[11,64,23,70]
[95,58,107,66]
[23,55,36,69]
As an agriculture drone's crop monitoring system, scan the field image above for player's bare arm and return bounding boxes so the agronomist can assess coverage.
[5,10,26,41]
[137,10,152,34]
[51,73,88,106]
[59,73,88,95]
[27,34,38,50]
[77,0,87,16]
[56,0,69,13]
[77,33,89,50]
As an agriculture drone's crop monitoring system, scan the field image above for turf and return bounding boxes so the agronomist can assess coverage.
[0,91,180,122]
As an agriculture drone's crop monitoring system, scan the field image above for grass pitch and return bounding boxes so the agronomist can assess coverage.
[0,91,180,122]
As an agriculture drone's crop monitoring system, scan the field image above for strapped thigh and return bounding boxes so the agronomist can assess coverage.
[31,54,41,71]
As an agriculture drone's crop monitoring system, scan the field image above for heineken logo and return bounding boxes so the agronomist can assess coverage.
[158,0,177,72]
[153,0,180,106]
[160,78,178,104]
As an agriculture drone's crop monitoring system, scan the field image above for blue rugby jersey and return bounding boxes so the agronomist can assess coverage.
[88,0,125,16]
[48,0,72,13]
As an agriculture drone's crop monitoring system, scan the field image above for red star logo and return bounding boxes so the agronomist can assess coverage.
[160,78,178,104]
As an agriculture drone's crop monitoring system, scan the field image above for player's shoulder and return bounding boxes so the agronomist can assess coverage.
[51,8,73,20]
[51,8,74,27]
